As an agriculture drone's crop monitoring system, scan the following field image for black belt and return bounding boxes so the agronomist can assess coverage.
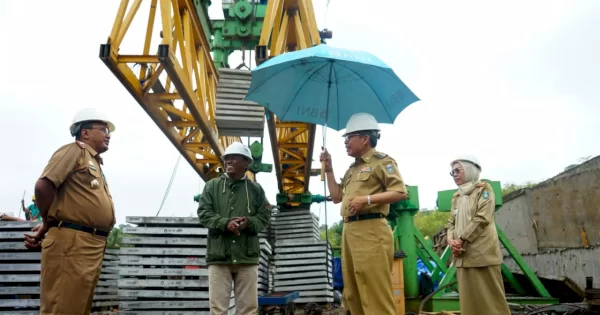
[49,221,110,237]
[343,213,385,223]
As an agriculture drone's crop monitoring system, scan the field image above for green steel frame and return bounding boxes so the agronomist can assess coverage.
[210,0,268,69]
[388,181,558,312]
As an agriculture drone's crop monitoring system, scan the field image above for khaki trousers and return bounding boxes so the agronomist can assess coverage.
[208,264,258,315]
[341,218,396,315]
[40,227,106,315]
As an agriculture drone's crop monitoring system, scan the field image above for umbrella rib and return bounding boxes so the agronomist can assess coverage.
[279,62,331,119]
[335,62,395,121]
[332,64,341,130]
[247,59,326,95]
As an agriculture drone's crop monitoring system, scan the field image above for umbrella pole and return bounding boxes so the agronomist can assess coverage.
[320,124,332,290]
[320,123,328,182]
[320,63,334,182]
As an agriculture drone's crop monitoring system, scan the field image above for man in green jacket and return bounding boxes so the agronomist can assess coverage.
[198,142,271,315]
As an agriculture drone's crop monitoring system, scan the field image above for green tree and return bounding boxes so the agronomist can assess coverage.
[414,210,451,238]
[320,221,343,247]
[107,224,129,249]
[501,181,537,196]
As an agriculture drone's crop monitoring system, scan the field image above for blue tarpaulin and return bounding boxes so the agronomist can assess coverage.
[333,257,343,290]
[333,257,443,291]
[417,258,443,290]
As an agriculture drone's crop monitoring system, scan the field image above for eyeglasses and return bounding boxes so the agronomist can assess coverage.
[449,168,462,177]
[86,127,110,135]
[344,134,366,142]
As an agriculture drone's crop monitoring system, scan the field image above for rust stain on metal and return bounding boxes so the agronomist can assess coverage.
[581,227,591,248]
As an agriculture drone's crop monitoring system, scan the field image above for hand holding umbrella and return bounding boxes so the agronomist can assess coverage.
[320,146,333,181]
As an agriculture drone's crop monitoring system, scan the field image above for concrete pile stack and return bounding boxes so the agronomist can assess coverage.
[214,68,265,137]
[258,238,272,296]
[0,221,120,314]
[0,221,40,315]
[270,209,334,304]
[94,248,120,311]
[117,216,235,314]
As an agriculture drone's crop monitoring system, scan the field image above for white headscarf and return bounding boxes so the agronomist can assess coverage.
[454,160,481,195]
[453,160,482,239]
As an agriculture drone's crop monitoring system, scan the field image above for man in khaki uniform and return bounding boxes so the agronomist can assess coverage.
[24,108,116,315]
[320,112,408,315]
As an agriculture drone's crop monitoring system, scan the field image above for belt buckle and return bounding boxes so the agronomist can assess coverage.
[58,221,64,228]
[92,228,97,236]
[343,216,349,223]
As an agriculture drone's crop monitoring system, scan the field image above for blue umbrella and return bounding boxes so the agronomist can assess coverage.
[244,44,419,130]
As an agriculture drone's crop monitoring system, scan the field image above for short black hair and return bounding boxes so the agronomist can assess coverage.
[350,130,380,148]
[75,120,105,140]
[367,130,380,148]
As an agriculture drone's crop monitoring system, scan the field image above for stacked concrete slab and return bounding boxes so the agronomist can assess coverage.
[258,208,276,296]
[271,208,320,241]
[0,221,40,315]
[215,68,265,137]
[258,238,272,296]
[95,248,120,311]
[117,216,235,315]
[270,209,334,304]
[0,221,119,314]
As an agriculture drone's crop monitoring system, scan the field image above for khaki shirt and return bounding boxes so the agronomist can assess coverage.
[447,182,502,268]
[340,149,407,217]
[40,141,115,231]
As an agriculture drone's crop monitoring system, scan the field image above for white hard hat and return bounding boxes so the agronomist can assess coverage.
[343,113,380,136]
[222,142,253,162]
[451,154,481,171]
[70,108,115,136]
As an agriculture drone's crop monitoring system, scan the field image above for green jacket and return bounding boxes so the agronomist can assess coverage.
[197,174,271,265]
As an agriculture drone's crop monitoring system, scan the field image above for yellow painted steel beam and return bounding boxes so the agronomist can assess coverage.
[100,0,256,182]
[258,0,321,195]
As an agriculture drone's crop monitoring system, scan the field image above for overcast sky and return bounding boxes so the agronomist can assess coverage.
[1,1,598,228]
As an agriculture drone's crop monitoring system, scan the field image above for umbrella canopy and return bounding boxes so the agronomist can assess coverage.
[244,44,419,130]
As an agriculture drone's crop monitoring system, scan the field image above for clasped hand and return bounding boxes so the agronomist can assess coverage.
[450,239,465,256]
[24,223,46,251]
[227,217,248,235]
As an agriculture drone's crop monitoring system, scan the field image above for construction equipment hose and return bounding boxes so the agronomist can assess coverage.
[412,280,458,315]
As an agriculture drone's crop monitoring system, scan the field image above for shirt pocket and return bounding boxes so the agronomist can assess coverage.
[88,166,100,178]
[245,234,259,256]
[355,171,372,182]
[206,233,227,261]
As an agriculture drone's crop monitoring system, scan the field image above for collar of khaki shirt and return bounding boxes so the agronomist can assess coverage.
[352,148,377,166]
[76,140,103,165]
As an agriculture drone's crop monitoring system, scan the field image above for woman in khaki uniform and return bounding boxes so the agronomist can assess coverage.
[446,155,511,315]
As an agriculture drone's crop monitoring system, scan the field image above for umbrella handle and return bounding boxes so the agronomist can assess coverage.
[321,163,326,181]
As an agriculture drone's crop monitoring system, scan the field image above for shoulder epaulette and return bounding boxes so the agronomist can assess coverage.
[476,182,488,188]
[373,152,388,159]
